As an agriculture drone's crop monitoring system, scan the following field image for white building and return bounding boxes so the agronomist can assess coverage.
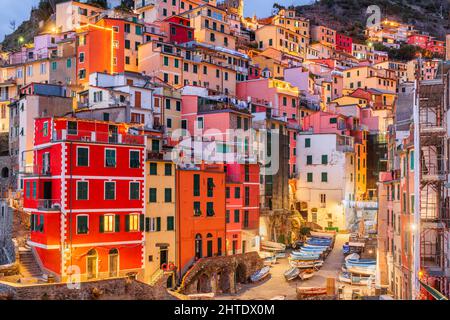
[296,132,357,231]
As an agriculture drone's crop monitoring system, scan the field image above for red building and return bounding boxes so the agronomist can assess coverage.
[336,33,353,54]
[225,163,260,255]
[160,15,194,44]
[426,39,445,56]
[23,117,146,281]
[407,34,431,49]
[175,163,226,277]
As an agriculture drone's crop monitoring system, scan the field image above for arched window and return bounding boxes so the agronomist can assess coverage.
[109,248,119,277]
[206,233,213,238]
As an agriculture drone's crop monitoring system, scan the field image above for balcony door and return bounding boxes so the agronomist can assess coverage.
[43,182,52,209]
[108,249,119,277]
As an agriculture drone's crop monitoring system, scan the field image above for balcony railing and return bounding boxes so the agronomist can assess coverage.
[21,165,54,176]
[52,129,145,146]
[37,199,61,211]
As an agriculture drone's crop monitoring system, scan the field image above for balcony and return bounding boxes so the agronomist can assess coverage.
[37,199,61,211]
[52,129,145,146]
[21,165,54,177]
[135,0,157,10]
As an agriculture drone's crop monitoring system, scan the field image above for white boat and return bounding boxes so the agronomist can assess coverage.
[261,240,286,252]
[258,251,274,259]
[345,253,360,261]
[270,295,286,300]
[338,272,373,286]
[299,269,315,281]
[289,260,316,269]
[346,266,376,276]
[275,252,286,259]
[284,267,300,281]
[264,256,277,265]
[250,266,270,282]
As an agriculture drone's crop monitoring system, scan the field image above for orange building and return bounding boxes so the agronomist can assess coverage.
[175,163,226,277]
[76,17,144,86]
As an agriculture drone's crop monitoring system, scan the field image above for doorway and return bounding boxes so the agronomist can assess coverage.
[108,248,119,277]
[86,249,98,280]
[43,182,52,209]
[159,248,168,267]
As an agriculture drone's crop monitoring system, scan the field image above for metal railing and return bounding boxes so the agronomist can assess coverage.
[37,199,61,211]
[52,129,145,146]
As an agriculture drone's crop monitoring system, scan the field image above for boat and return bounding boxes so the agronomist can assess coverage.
[297,287,327,299]
[270,295,286,300]
[338,272,373,286]
[258,251,274,259]
[304,243,330,249]
[346,266,376,276]
[289,260,316,269]
[250,266,270,282]
[261,240,286,252]
[299,269,315,280]
[345,253,360,261]
[346,258,376,265]
[293,249,324,256]
[264,256,277,265]
[290,254,321,261]
[284,267,300,281]
[299,246,327,252]
[310,231,335,238]
[275,252,286,259]
[313,261,324,268]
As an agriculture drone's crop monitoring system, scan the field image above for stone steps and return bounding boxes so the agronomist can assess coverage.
[18,249,42,278]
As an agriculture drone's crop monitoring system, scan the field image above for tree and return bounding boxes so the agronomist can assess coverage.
[9,20,16,32]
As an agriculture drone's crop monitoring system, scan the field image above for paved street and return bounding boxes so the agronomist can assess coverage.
[217,234,368,300]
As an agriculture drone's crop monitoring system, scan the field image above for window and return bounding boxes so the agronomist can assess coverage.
[197,117,203,129]
[152,140,160,152]
[149,163,157,175]
[105,149,116,167]
[207,178,214,197]
[68,121,77,135]
[163,56,169,66]
[322,155,328,164]
[77,181,88,200]
[176,100,181,111]
[167,216,174,231]
[321,172,328,182]
[206,202,214,216]
[226,187,230,199]
[305,138,311,148]
[149,188,157,202]
[75,147,88,167]
[329,118,337,124]
[226,210,230,223]
[43,122,48,137]
[77,215,88,234]
[193,174,200,196]
[320,194,326,204]
[130,150,140,168]
[234,187,241,199]
[194,202,201,216]
[165,164,172,176]
[104,182,116,200]
[245,187,250,206]
[32,181,37,198]
[306,155,312,165]
[26,181,30,198]
[126,214,141,232]
[130,182,140,200]
[165,188,172,203]
[234,210,240,223]
[101,214,115,233]
[307,172,313,182]
[410,150,414,171]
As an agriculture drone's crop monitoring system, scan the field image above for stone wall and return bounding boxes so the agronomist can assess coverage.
[0,200,14,266]
[0,276,176,300]
[180,252,263,295]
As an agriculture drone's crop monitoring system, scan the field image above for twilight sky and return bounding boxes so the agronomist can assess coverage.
[0,0,313,41]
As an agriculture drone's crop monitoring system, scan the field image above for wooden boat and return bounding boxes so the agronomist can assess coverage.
[345,253,360,261]
[258,251,274,259]
[297,287,327,299]
[310,231,335,238]
[264,256,277,265]
[313,261,324,268]
[304,243,330,249]
[299,269,315,281]
[346,258,376,265]
[250,266,270,282]
[346,266,376,276]
[289,260,316,269]
[290,254,321,261]
[284,267,300,281]
[261,240,286,252]
[339,272,373,286]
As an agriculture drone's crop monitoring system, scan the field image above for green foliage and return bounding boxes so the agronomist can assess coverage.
[300,227,311,236]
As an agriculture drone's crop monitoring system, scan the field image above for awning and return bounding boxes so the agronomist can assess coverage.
[419,280,449,300]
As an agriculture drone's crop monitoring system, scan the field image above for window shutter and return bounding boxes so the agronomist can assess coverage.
[115,215,120,232]
[30,214,34,231]
[99,215,104,233]
[125,214,130,232]
[140,214,145,231]
[156,217,161,232]
[145,217,150,232]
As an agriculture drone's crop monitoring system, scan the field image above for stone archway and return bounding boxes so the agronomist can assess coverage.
[196,273,212,293]
[235,263,247,284]
[218,269,232,293]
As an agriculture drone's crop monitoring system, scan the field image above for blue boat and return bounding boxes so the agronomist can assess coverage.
[250,266,270,282]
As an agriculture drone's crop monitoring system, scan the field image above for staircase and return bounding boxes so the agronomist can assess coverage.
[18,247,43,279]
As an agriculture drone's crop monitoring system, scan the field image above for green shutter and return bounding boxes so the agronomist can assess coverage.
[167,216,174,231]
[140,214,145,231]
[156,217,161,231]
[145,217,150,232]
[115,215,120,232]
[125,215,130,232]
[30,214,34,231]
[99,215,104,233]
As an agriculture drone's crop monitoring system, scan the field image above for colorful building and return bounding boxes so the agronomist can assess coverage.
[23,117,146,281]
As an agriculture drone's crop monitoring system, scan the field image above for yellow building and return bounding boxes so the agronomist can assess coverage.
[255,24,305,57]
[144,141,176,286]
[343,65,397,93]
[272,9,310,41]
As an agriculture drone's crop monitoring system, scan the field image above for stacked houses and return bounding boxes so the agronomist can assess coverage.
[0,0,448,299]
